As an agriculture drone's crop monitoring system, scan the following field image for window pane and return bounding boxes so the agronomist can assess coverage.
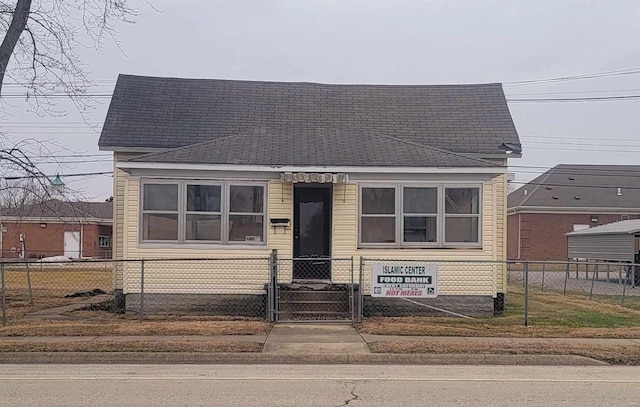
[229,215,264,242]
[230,186,264,213]
[445,217,479,243]
[187,185,221,212]
[143,213,178,240]
[186,214,221,241]
[403,187,437,214]
[445,188,480,214]
[362,188,395,214]
[361,217,396,243]
[143,184,178,211]
[403,216,437,242]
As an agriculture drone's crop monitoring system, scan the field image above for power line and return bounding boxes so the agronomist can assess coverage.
[506,88,640,96]
[503,67,640,87]
[507,95,640,103]
[3,171,113,181]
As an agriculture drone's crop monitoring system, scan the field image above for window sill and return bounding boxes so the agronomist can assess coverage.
[138,242,268,250]
[358,245,483,250]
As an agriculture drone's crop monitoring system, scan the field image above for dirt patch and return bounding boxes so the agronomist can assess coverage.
[0,341,263,353]
[368,340,640,365]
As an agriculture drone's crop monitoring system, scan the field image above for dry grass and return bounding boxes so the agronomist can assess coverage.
[0,341,263,353]
[369,340,640,365]
[357,286,640,338]
[0,320,271,337]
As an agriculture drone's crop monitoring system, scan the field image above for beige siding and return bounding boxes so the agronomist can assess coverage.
[113,152,142,289]
[121,179,292,293]
[117,172,507,297]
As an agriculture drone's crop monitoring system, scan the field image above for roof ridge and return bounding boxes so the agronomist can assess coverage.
[369,132,500,167]
[117,74,504,88]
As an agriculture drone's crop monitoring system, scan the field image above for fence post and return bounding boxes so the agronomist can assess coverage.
[563,262,569,295]
[139,260,145,322]
[507,261,511,285]
[541,262,546,292]
[358,257,364,322]
[349,257,355,323]
[524,261,529,327]
[25,257,33,306]
[575,262,579,279]
[622,265,629,306]
[1,262,6,326]
[589,264,598,300]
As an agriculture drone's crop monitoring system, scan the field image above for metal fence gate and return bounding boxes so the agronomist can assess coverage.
[268,254,356,322]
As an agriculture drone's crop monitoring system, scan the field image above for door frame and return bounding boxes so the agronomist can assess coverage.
[292,184,333,280]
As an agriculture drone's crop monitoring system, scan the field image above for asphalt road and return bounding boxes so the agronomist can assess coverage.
[1,364,639,406]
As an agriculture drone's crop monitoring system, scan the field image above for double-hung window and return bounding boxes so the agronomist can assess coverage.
[360,187,396,244]
[142,183,179,241]
[359,184,481,248]
[444,188,480,244]
[141,181,266,245]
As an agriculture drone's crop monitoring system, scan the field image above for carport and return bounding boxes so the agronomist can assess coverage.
[566,219,640,286]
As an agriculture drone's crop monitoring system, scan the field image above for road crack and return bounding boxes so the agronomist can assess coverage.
[335,381,361,407]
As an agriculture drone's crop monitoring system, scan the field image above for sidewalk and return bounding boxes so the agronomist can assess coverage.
[0,323,637,365]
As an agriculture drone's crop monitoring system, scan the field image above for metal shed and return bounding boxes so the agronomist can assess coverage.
[566,219,640,262]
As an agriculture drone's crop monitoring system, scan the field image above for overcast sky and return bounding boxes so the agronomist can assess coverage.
[2,0,639,200]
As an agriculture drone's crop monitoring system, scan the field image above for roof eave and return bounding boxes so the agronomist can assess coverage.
[116,161,506,174]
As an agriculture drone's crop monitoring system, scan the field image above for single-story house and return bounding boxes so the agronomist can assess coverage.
[98,75,521,316]
[0,199,113,259]
[508,165,640,261]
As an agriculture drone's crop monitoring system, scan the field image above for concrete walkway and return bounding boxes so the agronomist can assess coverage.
[263,324,369,354]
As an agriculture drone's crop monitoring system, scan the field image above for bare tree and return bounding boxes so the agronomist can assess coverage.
[1,0,147,199]
[0,0,140,114]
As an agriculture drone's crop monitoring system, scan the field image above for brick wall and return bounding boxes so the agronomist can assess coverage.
[0,222,112,259]
[507,212,640,261]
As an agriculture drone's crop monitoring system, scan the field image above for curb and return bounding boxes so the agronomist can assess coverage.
[0,352,607,366]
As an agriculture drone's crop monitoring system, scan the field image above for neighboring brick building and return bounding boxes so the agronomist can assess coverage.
[507,165,640,261]
[0,199,112,259]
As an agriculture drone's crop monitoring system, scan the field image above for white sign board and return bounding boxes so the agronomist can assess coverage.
[371,262,438,298]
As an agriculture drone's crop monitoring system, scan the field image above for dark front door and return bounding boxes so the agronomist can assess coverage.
[293,186,332,280]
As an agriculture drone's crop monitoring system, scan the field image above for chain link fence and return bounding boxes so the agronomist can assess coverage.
[273,257,355,322]
[2,255,639,328]
[1,259,113,326]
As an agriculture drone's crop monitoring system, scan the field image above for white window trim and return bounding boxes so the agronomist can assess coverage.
[358,183,482,249]
[139,179,267,246]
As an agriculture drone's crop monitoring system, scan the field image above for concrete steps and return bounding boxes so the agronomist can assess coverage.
[277,284,352,321]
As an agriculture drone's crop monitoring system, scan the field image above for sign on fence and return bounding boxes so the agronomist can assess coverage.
[371,262,438,298]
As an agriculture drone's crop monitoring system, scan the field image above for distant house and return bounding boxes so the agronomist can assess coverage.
[507,165,640,261]
[99,75,521,316]
[0,199,113,259]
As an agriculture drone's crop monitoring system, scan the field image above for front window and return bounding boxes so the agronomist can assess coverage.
[141,181,266,244]
[229,186,264,242]
[445,188,480,243]
[361,188,396,244]
[359,184,481,247]
[142,183,179,241]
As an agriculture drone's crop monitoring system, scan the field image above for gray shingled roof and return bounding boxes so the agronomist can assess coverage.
[130,130,499,168]
[566,219,640,236]
[98,75,520,156]
[508,165,640,209]
[2,199,113,221]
